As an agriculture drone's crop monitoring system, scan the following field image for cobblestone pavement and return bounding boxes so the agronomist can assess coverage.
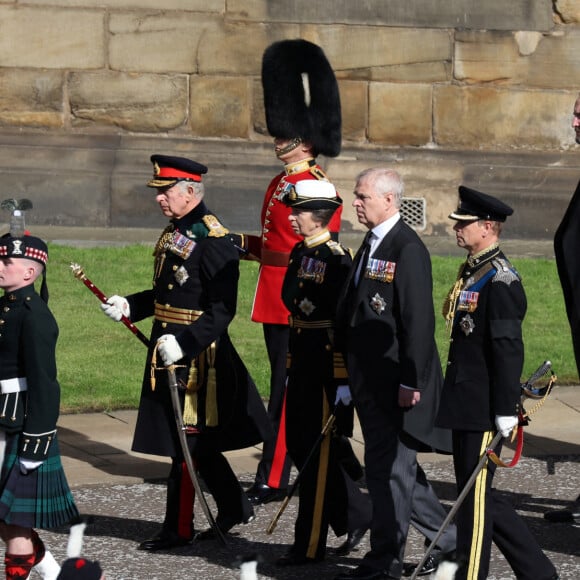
[37,455,579,580]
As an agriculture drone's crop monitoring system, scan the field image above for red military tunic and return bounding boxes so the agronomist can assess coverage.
[250,158,343,324]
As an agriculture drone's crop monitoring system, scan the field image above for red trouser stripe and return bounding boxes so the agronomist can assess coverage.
[267,389,288,489]
[178,460,195,538]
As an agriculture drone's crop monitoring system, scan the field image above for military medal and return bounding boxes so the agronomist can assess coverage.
[174,265,189,286]
[460,314,475,336]
[298,256,326,284]
[457,290,479,312]
[273,178,294,202]
[299,297,316,316]
[365,259,396,282]
[370,292,387,314]
[169,231,196,259]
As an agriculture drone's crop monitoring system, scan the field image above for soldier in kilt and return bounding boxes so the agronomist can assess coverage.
[0,234,79,580]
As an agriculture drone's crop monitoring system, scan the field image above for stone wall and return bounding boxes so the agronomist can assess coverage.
[0,0,579,239]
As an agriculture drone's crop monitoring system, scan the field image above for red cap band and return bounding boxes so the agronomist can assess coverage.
[156,167,202,182]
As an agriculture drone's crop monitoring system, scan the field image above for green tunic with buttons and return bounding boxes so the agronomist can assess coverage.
[0,283,78,529]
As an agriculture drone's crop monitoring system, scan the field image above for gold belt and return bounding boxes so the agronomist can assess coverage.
[154,302,203,325]
[288,316,333,329]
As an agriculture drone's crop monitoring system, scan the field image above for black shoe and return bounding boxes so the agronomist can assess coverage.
[544,507,580,523]
[246,483,287,505]
[335,526,369,556]
[196,511,255,541]
[402,553,441,577]
[276,552,320,566]
[334,565,392,580]
[137,531,192,551]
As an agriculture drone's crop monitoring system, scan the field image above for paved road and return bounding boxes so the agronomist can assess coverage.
[45,386,580,580]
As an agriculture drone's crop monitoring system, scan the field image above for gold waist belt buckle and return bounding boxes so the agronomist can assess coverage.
[288,316,333,329]
[154,302,203,325]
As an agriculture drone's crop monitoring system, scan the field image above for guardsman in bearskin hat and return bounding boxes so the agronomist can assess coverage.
[437,186,559,580]
[274,180,371,566]
[100,155,271,550]
[232,39,356,513]
[0,233,79,580]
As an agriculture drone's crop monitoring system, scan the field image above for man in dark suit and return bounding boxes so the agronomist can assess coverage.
[335,168,455,580]
[547,93,580,526]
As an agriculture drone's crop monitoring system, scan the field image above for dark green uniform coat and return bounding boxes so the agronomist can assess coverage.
[129,202,271,457]
[0,284,78,529]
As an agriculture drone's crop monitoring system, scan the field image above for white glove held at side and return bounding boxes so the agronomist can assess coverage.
[495,414,519,438]
[19,458,43,475]
[157,334,184,366]
[100,295,130,322]
[335,385,353,406]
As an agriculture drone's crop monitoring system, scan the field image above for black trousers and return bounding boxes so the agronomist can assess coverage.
[162,436,253,538]
[452,430,556,580]
[253,323,292,489]
[285,382,371,560]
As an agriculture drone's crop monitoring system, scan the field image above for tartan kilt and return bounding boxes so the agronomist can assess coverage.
[0,432,79,529]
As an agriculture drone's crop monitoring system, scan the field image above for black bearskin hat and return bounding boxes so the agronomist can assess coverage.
[261,39,342,158]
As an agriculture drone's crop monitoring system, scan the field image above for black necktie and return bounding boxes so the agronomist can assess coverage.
[355,231,373,285]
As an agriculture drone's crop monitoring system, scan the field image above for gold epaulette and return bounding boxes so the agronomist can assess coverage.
[202,214,229,237]
[153,224,175,257]
[326,239,346,256]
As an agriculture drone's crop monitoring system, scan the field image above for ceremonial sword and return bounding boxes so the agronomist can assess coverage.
[165,364,227,545]
[266,409,337,534]
[71,262,225,542]
[408,360,556,580]
[70,262,150,347]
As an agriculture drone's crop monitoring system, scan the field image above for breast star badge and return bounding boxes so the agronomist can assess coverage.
[299,297,316,316]
[370,293,386,314]
[460,314,475,336]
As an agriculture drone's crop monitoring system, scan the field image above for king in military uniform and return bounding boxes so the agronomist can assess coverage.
[437,186,559,580]
[0,234,78,580]
[100,155,271,551]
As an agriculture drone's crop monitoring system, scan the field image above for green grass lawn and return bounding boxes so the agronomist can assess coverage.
[47,244,574,413]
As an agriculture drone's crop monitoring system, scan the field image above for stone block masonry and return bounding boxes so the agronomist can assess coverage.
[0,0,578,239]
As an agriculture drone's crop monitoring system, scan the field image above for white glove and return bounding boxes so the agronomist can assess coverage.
[495,415,519,438]
[19,458,43,475]
[335,385,353,406]
[100,295,130,322]
[157,334,185,366]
